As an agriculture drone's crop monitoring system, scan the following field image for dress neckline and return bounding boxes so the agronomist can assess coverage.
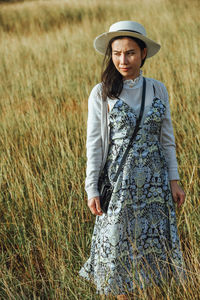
[109,96,164,126]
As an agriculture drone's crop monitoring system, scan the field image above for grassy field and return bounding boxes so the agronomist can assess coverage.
[0,0,199,299]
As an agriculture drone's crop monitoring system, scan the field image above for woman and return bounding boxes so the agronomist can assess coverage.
[79,21,186,299]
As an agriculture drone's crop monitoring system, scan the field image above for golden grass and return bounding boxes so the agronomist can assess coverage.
[0,0,199,298]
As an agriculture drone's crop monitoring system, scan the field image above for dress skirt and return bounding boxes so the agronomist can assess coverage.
[79,96,185,296]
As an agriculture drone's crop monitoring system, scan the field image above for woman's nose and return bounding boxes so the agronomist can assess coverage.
[120,54,127,65]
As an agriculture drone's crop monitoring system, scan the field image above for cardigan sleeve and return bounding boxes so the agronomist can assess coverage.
[159,83,180,180]
[85,84,103,200]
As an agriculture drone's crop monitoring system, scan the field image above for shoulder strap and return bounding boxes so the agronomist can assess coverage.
[153,84,156,96]
[113,77,146,183]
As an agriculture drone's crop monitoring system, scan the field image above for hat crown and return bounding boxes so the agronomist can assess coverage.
[94,20,160,58]
[109,21,146,36]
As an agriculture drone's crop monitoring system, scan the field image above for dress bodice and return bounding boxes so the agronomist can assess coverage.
[108,97,166,145]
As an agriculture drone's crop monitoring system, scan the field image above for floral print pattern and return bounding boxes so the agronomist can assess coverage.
[79,96,185,296]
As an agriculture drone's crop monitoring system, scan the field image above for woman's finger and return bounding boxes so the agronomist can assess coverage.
[172,191,179,203]
[89,204,98,215]
[95,198,102,214]
[177,192,185,208]
[172,194,178,202]
[88,197,103,215]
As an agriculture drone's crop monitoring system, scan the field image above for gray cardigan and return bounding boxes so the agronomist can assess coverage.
[85,76,180,200]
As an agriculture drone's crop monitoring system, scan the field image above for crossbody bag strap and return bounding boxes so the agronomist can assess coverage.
[113,77,146,183]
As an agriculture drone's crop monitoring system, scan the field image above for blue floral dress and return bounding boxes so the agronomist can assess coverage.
[79,93,185,296]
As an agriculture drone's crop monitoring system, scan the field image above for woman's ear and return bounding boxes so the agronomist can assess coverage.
[142,48,148,59]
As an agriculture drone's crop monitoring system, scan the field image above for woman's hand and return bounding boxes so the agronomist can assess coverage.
[88,196,103,216]
[170,180,185,208]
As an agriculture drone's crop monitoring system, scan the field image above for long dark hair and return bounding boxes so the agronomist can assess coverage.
[101,36,147,101]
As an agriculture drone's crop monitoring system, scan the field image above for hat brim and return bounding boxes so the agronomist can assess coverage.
[94,31,161,58]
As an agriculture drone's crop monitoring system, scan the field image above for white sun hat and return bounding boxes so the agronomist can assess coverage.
[94,20,161,58]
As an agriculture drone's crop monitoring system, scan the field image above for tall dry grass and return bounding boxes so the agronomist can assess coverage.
[0,0,199,299]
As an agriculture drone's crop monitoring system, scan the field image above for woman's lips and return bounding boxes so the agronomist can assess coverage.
[120,68,129,71]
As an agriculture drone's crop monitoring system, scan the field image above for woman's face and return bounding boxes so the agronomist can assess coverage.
[111,37,147,80]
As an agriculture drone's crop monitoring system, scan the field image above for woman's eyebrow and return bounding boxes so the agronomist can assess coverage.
[112,49,136,53]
